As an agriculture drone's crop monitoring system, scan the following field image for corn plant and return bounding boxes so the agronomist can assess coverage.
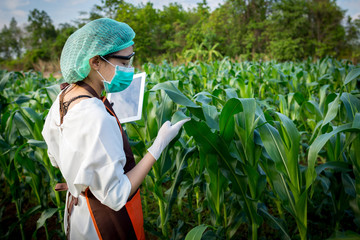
[1,58,360,239]
[1,71,64,239]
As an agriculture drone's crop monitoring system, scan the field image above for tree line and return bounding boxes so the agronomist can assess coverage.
[1,0,360,71]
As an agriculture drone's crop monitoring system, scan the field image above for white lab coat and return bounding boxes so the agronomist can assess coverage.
[42,93,132,239]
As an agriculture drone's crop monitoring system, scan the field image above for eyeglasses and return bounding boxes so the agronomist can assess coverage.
[106,52,135,60]
[101,52,135,68]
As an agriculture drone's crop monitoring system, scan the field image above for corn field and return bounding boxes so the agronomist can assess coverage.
[1,57,360,239]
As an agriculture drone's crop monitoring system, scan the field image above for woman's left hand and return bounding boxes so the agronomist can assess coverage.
[147,119,191,160]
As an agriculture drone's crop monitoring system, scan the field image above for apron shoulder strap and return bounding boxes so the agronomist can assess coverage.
[75,81,100,99]
[59,83,92,124]
[101,96,124,133]
[59,84,72,124]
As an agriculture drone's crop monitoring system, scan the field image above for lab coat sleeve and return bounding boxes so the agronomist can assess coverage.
[42,103,59,168]
[72,108,132,211]
[48,150,58,168]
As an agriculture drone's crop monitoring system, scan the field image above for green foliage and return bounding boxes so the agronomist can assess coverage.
[25,9,57,48]
[184,225,208,240]
[0,18,22,61]
[1,22,360,240]
[0,70,64,239]
[136,58,359,239]
[2,0,360,71]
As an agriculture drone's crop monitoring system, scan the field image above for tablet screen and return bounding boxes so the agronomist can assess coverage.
[107,72,146,123]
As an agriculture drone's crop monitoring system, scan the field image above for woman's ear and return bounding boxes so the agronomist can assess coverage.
[89,56,101,70]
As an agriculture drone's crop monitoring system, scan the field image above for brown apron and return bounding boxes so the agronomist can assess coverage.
[56,82,145,240]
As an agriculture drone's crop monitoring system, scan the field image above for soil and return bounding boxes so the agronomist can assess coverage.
[1,201,63,240]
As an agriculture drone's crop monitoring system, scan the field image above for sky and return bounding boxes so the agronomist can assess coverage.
[0,0,359,29]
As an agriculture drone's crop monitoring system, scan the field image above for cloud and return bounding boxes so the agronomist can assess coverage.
[11,9,28,18]
[4,0,30,10]
[338,0,360,17]
[0,9,10,27]
[207,1,223,10]
[0,8,27,27]
[71,0,88,6]
[352,12,360,20]
[43,0,57,2]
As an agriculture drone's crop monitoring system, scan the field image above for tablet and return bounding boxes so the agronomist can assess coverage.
[107,72,146,123]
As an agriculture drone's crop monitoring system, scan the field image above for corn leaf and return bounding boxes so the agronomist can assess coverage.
[145,91,159,140]
[340,93,360,122]
[275,112,301,194]
[327,230,360,239]
[304,100,323,121]
[185,225,208,240]
[0,72,11,90]
[294,190,308,239]
[13,95,31,105]
[36,208,59,230]
[184,119,262,226]
[151,81,197,108]
[13,112,33,139]
[164,147,195,225]
[202,104,219,130]
[306,123,360,189]
[258,114,289,177]
[315,161,351,175]
[219,98,243,142]
[258,205,291,240]
[321,94,340,132]
[151,81,204,120]
[205,152,226,218]
[344,68,360,85]
[44,85,60,104]
[28,139,47,149]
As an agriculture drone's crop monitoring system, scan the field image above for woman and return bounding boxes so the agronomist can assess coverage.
[42,18,189,240]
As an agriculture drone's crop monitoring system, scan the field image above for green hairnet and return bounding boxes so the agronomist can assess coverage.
[60,18,135,83]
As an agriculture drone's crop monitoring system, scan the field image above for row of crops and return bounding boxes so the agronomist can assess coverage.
[1,57,360,239]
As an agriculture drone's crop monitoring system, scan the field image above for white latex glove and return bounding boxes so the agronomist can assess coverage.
[148,118,191,160]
